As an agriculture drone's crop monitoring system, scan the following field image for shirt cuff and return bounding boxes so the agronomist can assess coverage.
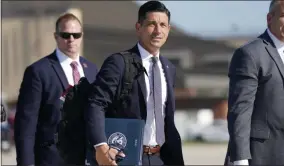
[233,159,249,165]
[93,142,107,149]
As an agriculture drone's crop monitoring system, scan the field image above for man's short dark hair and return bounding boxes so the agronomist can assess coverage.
[138,1,171,24]
[55,13,82,32]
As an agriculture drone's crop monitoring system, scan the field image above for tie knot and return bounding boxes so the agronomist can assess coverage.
[151,56,158,64]
[70,61,79,68]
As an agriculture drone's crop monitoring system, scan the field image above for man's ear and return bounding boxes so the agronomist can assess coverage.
[54,32,58,40]
[135,22,141,36]
[135,22,141,31]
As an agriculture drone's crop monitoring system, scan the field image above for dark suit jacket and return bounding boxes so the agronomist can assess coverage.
[14,51,98,166]
[85,45,184,165]
[227,30,284,165]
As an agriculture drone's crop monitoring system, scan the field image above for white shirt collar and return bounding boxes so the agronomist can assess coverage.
[137,42,160,61]
[56,48,80,66]
[267,28,284,49]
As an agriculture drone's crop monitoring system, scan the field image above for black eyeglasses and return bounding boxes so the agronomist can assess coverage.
[57,32,82,39]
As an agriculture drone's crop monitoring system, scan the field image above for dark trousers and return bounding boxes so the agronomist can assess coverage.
[142,154,163,165]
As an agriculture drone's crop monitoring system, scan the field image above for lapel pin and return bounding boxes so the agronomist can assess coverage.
[83,63,88,68]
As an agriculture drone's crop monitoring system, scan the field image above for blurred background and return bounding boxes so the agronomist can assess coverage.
[1,1,270,165]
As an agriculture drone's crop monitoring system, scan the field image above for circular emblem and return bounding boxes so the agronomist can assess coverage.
[107,132,127,150]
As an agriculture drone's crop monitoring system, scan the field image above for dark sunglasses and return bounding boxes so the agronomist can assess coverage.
[57,32,82,39]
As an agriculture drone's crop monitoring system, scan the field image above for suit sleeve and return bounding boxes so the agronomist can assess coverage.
[14,65,42,166]
[93,63,99,78]
[85,54,124,146]
[227,48,258,161]
[172,66,177,111]
[172,66,176,88]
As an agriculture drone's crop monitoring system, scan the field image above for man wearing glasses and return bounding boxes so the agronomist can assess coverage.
[14,13,98,166]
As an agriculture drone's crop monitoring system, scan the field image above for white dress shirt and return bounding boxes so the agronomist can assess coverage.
[267,28,284,63]
[56,48,85,86]
[137,43,167,146]
[233,29,284,166]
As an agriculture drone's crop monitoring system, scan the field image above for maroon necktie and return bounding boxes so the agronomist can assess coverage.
[70,61,81,85]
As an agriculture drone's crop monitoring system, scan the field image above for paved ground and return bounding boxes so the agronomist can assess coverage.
[1,143,227,165]
[182,143,227,165]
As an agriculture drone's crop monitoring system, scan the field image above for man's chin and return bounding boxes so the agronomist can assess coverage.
[64,50,79,58]
[67,50,78,54]
[150,43,162,49]
[151,41,163,45]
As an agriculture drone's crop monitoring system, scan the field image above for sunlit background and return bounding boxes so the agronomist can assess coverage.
[1,1,270,165]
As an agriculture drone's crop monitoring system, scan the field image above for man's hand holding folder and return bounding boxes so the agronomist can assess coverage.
[95,144,126,165]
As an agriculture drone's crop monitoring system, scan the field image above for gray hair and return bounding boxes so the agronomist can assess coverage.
[269,0,280,13]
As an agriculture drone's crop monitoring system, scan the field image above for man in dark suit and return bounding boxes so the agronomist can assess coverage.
[85,1,184,166]
[1,101,7,122]
[226,0,284,165]
[14,13,98,166]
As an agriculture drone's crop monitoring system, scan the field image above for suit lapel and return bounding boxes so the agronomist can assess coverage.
[262,31,284,80]
[80,58,93,83]
[48,51,69,90]
[160,56,173,116]
[128,45,147,105]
